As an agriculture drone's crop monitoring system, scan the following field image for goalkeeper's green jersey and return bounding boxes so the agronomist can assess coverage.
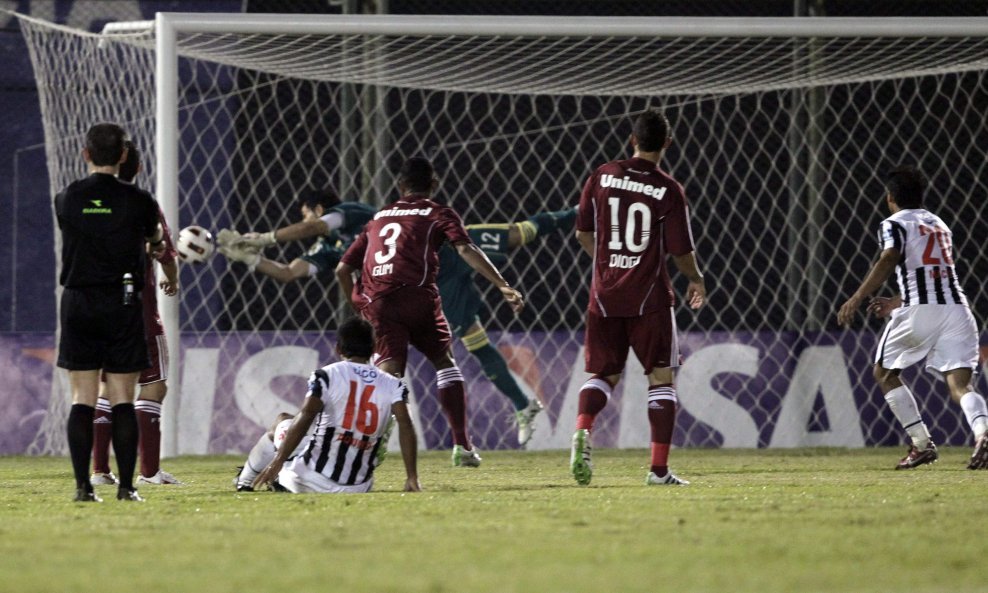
[301,201,376,276]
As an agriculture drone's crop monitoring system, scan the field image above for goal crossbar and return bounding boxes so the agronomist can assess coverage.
[134,14,988,38]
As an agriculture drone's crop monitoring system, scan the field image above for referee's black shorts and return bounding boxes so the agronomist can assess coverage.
[57,286,150,373]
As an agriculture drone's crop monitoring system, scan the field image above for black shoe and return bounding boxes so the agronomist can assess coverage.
[895,441,938,470]
[74,488,102,503]
[233,466,254,492]
[117,487,145,502]
[968,434,988,470]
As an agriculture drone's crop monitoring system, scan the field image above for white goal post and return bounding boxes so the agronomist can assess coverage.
[17,11,988,456]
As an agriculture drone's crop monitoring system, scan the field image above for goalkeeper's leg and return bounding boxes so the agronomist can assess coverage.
[510,207,577,250]
[466,208,577,257]
[461,322,543,446]
[462,323,528,411]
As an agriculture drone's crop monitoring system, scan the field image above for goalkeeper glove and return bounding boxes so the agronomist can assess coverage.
[216,228,243,247]
[239,231,277,249]
[218,243,261,272]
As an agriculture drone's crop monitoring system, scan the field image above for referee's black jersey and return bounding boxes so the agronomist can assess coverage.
[55,173,159,288]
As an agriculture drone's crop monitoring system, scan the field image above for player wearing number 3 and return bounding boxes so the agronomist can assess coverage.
[837,166,988,470]
[571,109,705,487]
[337,157,524,468]
[252,317,420,493]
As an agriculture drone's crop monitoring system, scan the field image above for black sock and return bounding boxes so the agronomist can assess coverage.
[111,403,139,490]
[67,404,95,490]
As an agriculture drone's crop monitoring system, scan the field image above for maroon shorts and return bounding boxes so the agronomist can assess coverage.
[139,290,167,384]
[584,308,679,376]
[139,330,167,385]
[363,286,452,368]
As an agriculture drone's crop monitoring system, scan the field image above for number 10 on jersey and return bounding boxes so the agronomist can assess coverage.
[607,197,650,269]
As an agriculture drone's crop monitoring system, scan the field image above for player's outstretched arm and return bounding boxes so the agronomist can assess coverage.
[837,248,900,327]
[671,252,706,310]
[393,401,420,492]
[454,241,524,313]
[252,397,322,491]
[240,218,331,249]
[253,258,312,284]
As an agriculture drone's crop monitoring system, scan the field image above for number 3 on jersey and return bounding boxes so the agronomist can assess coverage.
[372,222,401,276]
[342,380,380,434]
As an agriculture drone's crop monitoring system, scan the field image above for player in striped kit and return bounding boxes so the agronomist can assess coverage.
[90,141,182,487]
[252,317,420,493]
[838,166,988,470]
[571,109,706,487]
[337,157,524,467]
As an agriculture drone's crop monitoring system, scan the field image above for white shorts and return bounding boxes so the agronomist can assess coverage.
[277,458,373,494]
[874,304,980,378]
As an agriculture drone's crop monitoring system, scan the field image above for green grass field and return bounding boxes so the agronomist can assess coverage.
[0,447,982,593]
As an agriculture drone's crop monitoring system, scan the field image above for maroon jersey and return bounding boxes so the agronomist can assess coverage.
[577,157,695,317]
[143,207,178,337]
[341,194,472,305]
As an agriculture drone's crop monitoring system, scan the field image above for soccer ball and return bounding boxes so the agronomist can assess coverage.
[176,225,215,263]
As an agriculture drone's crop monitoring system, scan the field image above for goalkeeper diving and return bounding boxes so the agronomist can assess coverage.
[217,188,575,447]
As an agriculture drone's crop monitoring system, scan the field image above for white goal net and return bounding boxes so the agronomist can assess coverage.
[18,13,988,455]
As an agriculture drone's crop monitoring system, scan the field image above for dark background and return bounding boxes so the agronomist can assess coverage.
[3,0,987,333]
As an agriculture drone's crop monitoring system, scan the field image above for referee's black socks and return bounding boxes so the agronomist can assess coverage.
[110,403,139,490]
[66,404,95,491]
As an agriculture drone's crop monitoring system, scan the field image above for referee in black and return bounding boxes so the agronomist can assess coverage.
[55,123,163,502]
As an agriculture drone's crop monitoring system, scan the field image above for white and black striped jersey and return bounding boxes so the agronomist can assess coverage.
[298,361,408,487]
[878,209,968,307]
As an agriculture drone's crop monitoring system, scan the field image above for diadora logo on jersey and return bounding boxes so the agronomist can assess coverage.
[83,199,112,214]
[375,206,434,219]
[600,174,668,200]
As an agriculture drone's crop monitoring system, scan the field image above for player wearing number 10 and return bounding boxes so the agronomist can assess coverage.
[571,109,705,487]
[837,166,988,470]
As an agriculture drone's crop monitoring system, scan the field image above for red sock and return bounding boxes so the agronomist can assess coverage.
[135,399,162,478]
[437,367,470,449]
[575,377,611,431]
[648,384,677,476]
[92,397,113,475]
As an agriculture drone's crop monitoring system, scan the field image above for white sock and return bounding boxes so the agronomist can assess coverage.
[237,433,277,488]
[959,392,988,440]
[884,385,930,448]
